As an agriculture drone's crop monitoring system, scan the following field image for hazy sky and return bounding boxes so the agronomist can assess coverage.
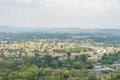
[0,0,120,28]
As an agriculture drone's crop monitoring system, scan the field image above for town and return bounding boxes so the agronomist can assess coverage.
[0,30,120,80]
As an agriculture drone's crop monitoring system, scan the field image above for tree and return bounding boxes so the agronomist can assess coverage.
[0,53,5,58]
[72,62,84,69]
[110,73,120,80]
[34,50,41,68]
[44,54,52,67]
[67,52,71,58]
[80,54,88,63]
[86,61,94,69]
[88,74,98,80]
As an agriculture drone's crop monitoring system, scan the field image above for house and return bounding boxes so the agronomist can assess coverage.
[112,64,120,70]
[64,64,71,70]
[94,65,112,75]
[94,66,103,75]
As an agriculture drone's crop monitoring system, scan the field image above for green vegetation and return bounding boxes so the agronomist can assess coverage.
[0,31,120,80]
[100,51,120,65]
[0,54,93,80]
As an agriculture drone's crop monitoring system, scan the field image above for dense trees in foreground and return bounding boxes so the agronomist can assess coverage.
[0,52,120,80]
[0,54,95,80]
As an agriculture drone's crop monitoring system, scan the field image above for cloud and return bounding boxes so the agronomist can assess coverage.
[0,0,120,28]
[44,0,119,15]
[19,0,32,4]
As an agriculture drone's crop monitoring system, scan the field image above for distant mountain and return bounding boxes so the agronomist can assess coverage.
[0,25,120,34]
[35,28,101,33]
[36,28,120,34]
[0,25,36,32]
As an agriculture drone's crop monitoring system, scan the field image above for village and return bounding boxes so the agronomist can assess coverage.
[0,39,120,73]
[0,38,119,59]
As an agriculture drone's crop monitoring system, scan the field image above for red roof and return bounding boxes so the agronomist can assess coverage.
[0,58,3,61]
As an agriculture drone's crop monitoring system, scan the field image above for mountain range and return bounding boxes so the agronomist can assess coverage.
[0,25,120,34]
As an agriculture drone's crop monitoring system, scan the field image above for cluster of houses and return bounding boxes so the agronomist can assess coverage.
[93,63,120,75]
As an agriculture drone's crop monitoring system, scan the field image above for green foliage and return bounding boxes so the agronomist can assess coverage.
[88,74,98,80]
[80,54,88,63]
[110,73,120,80]
[67,52,71,58]
[2,53,120,80]
[53,49,66,53]
[53,47,93,54]
[72,62,84,69]
[100,52,120,65]
[0,53,5,58]
[43,54,52,67]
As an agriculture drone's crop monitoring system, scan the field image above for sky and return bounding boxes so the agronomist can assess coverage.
[0,0,120,28]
